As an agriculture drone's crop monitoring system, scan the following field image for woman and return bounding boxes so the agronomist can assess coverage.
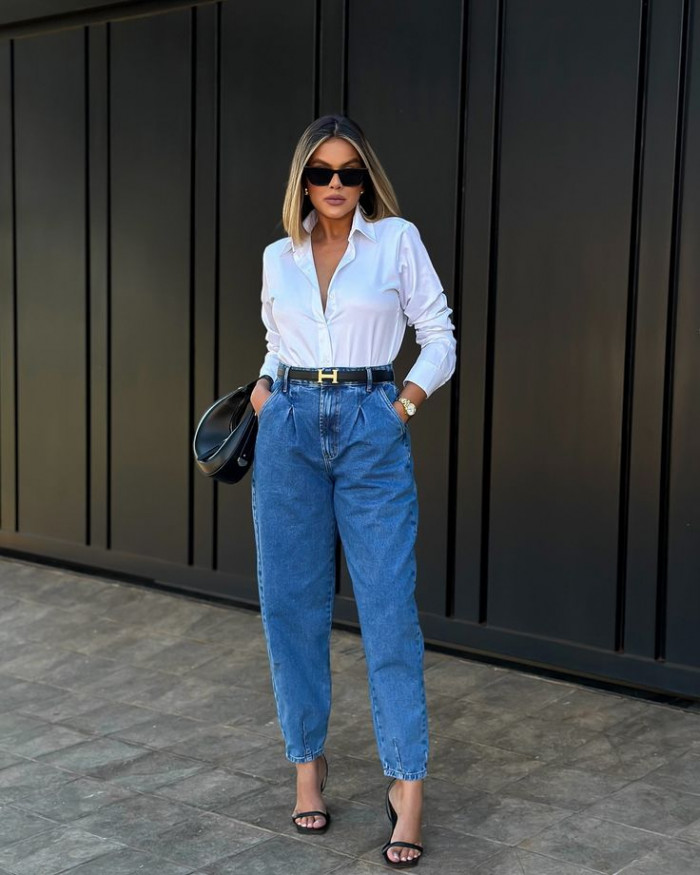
[250,115,457,868]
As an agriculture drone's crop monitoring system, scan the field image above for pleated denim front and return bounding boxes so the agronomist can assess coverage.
[250,364,429,780]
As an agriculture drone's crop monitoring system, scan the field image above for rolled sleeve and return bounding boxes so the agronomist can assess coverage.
[258,250,280,381]
[398,221,457,398]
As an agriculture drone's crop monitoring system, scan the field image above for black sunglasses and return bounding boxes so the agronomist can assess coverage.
[303,165,367,187]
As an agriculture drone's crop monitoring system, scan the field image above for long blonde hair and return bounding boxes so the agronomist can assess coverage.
[282,115,401,248]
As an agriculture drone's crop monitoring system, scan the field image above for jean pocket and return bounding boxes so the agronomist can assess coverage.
[257,383,282,419]
[377,383,407,431]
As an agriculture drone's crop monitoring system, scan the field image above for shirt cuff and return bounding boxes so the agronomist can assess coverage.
[259,353,279,383]
[402,360,443,399]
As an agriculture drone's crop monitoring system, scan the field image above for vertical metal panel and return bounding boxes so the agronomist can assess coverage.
[344,0,462,616]
[318,0,346,115]
[453,0,501,623]
[88,22,109,550]
[625,0,685,657]
[216,0,316,593]
[191,2,218,571]
[665,0,699,668]
[487,0,640,647]
[14,29,87,541]
[0,39,16,532]
[109,9,191,561]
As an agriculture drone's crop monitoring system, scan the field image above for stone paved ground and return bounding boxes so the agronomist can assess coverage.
[0,555,699,874]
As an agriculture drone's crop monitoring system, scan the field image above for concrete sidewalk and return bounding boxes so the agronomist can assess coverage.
[0,555,698,874]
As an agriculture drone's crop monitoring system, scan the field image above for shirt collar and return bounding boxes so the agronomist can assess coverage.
[283,201,376,253]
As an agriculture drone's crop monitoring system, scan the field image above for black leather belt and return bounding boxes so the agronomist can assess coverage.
[277,365,394,384]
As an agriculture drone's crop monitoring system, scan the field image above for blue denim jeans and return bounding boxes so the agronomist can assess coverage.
[250,364,429,780]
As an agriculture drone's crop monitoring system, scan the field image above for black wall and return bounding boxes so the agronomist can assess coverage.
[0,0,698,699]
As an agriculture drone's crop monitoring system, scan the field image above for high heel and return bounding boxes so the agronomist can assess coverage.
[381,778,424,868]
[320,752,328,793]
[291,753,331,834]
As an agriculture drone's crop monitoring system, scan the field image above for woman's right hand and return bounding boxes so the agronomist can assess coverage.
[250,379,273,416]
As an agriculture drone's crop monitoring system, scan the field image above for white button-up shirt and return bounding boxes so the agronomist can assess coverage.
[258,201,457,398]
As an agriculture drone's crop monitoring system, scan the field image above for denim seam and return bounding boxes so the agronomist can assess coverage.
[252,475,285,747]
[321,518,335,757]
[286,747,325,764]
[416,621,430,775]
[383,766,427,781]
[302,719,310,758]
[392,738,403,774]
[367,668,386,766]
[319,388,335,473]
[325,520,335,693]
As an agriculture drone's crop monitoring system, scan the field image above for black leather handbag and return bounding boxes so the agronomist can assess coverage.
[192,379,259,483]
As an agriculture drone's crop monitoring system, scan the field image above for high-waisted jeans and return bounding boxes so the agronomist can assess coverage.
[250,364,429,780]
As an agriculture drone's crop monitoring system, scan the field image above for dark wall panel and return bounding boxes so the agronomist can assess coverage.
[14,30,87,542]
[346,0,462,615]
[487,0,640,646]
[109,9,192,561]
[452,0,499,624]
[190,3,217,572]
[625,0,684,659]
[216,0,316,589]
[666,1,700,668]
[0,39,16,533]
[87,22,110,551]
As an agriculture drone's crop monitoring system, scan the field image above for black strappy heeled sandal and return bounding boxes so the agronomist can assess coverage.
[381,778,424,868]
[291,753,331,834]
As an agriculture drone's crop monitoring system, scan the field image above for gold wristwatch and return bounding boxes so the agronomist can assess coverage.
[397,397,417,417]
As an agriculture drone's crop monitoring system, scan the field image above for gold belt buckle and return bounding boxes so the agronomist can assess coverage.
[317,368,338,383]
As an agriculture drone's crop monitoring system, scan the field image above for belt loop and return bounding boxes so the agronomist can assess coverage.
[366,366,373,393]
[282,364,290,393]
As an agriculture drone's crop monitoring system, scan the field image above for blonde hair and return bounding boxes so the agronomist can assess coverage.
[281,115,401,247]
